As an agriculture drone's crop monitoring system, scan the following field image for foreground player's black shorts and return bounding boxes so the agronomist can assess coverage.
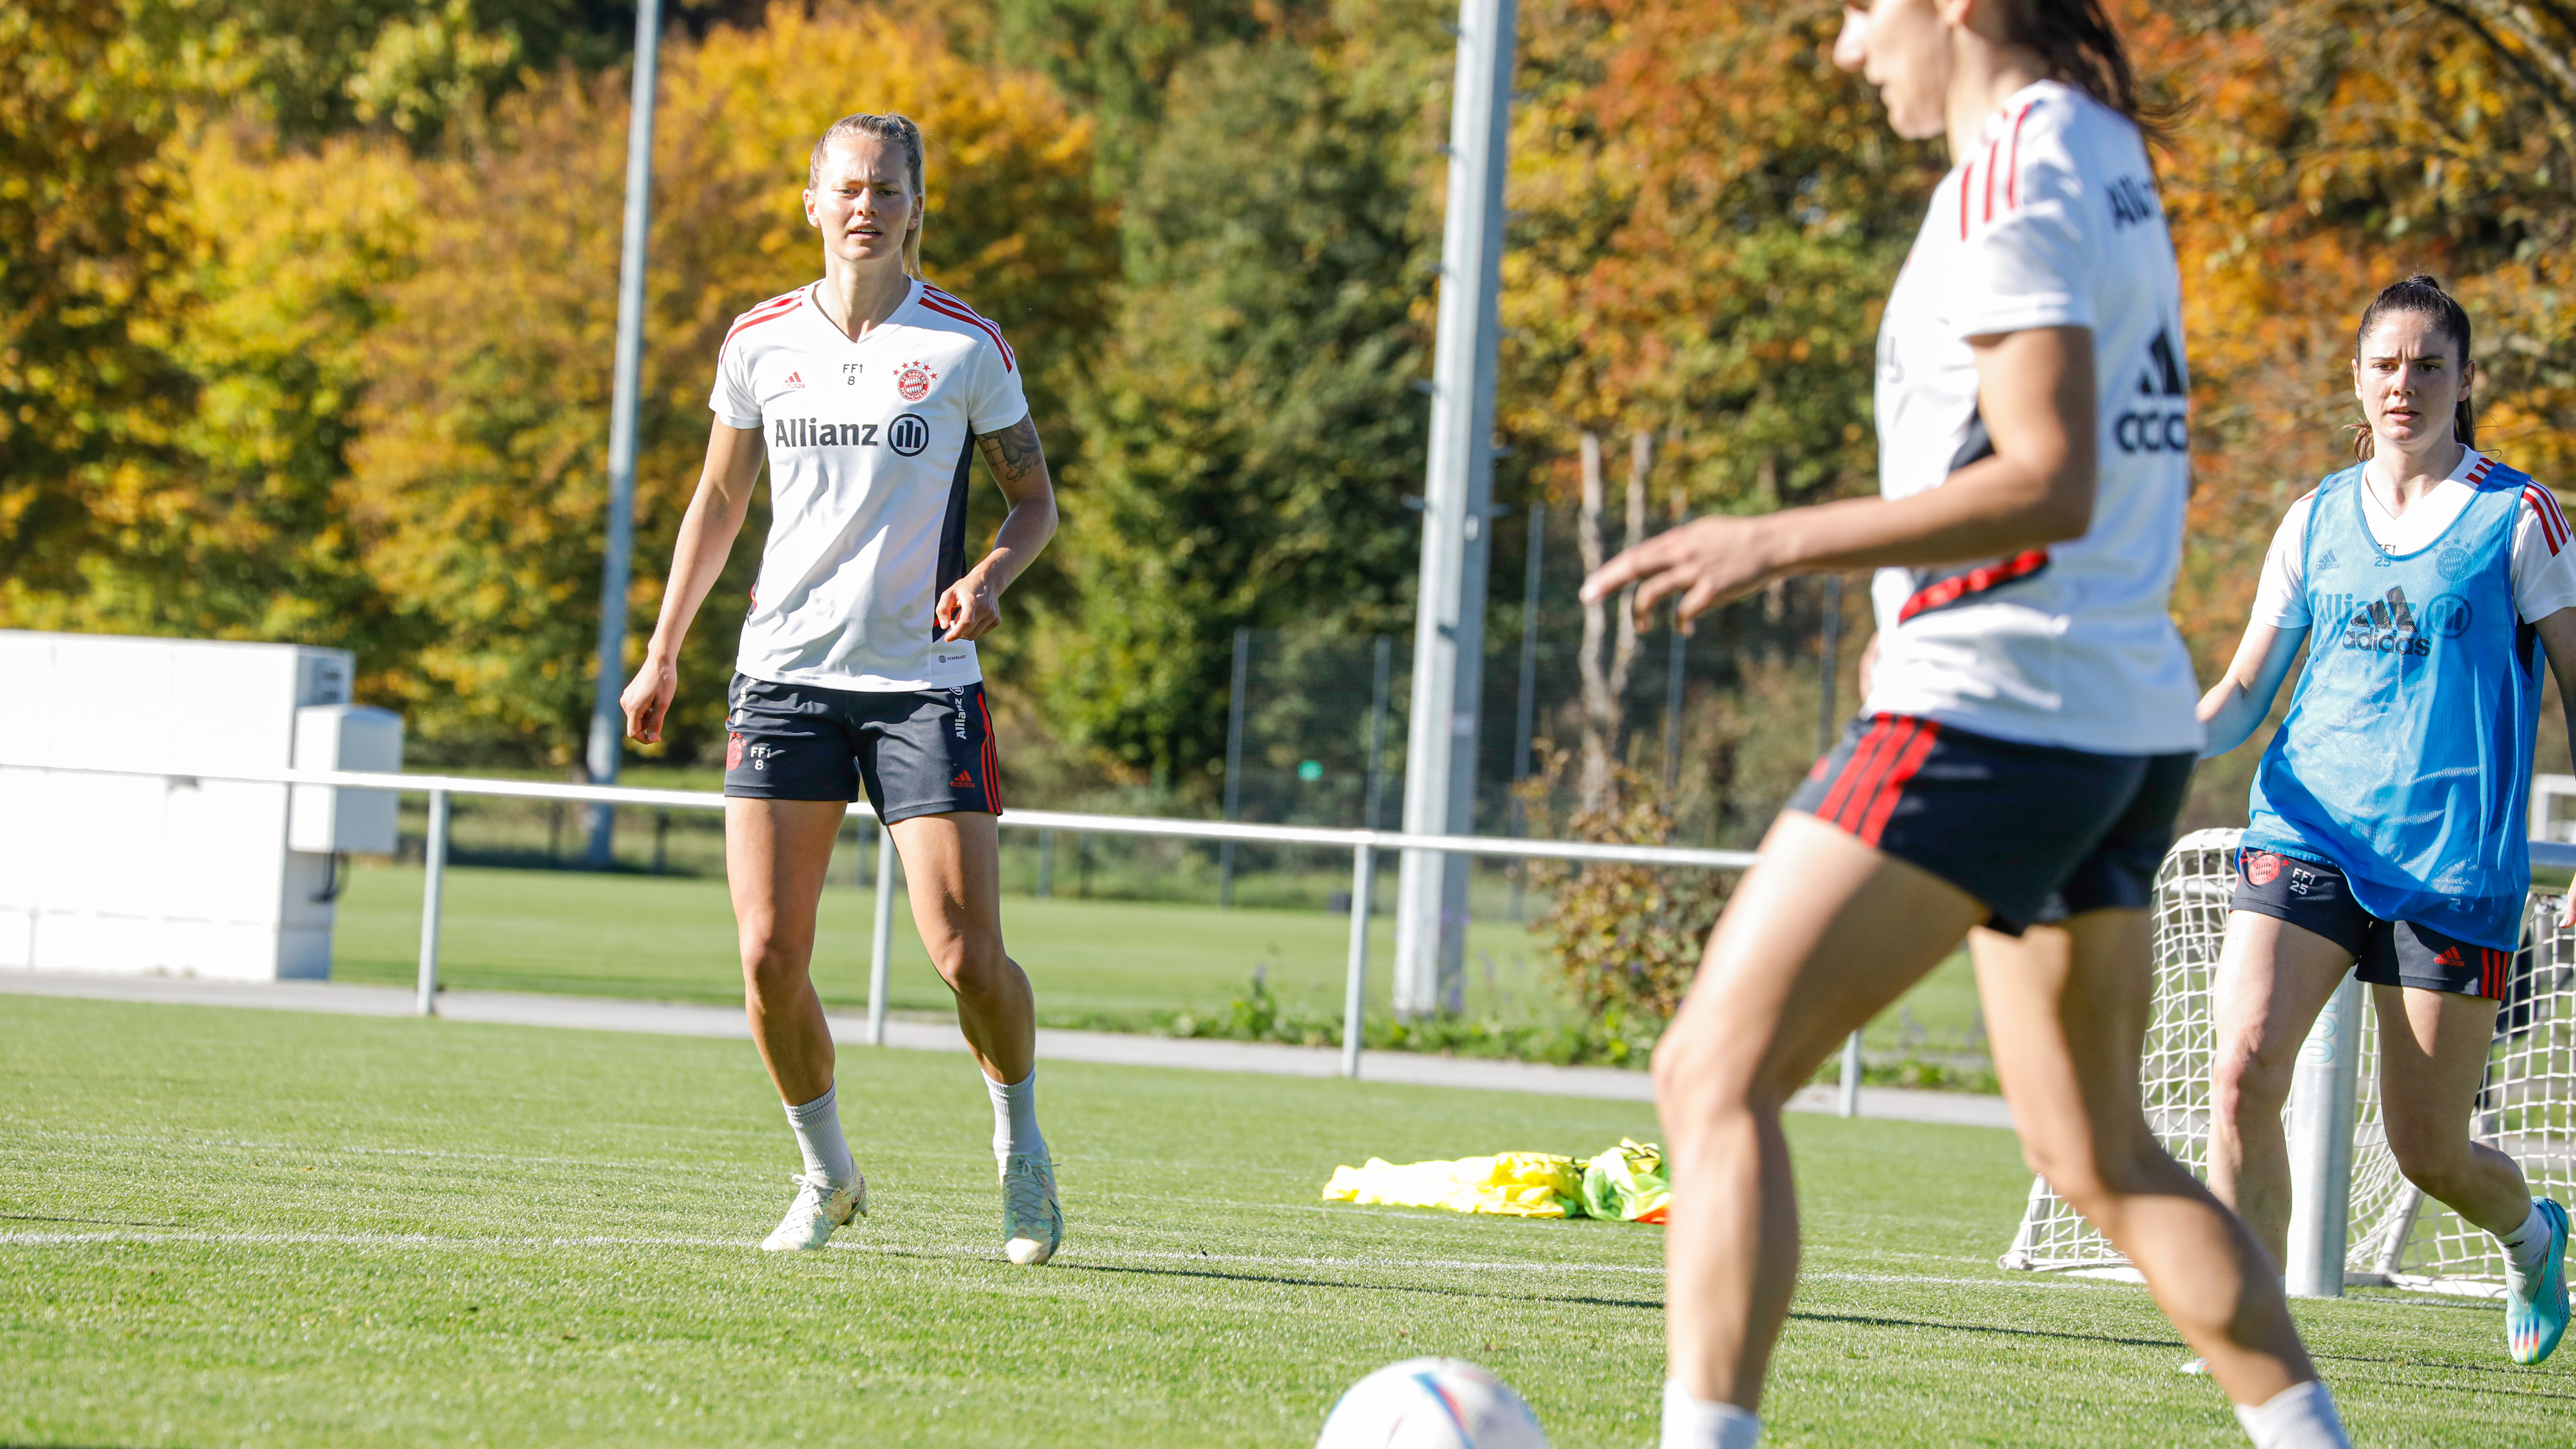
[2229,848,2512,999]
[722,673,1002,823]
[1787,713,2194,935]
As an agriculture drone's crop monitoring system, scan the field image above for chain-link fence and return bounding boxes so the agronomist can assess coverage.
[1214,508,1863,910]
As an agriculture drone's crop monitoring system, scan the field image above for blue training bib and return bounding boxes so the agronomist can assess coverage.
[2244,460,2542,949]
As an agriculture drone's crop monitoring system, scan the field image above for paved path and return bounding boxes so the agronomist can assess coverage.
[0,971,2014,1129]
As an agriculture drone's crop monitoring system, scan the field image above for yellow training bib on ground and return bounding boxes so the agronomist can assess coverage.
[1319,1152,1584,1217]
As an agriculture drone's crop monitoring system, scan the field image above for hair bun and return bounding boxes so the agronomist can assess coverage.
[2405,273,2445,289]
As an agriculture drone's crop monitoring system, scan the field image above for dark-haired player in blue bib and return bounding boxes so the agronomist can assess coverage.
[2200,276,2576,1366]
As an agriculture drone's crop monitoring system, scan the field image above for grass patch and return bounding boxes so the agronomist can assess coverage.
[2,996,2562,1446]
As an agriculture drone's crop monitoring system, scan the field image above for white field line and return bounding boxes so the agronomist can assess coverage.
[0,1226,2465,1309]
[4,1129,749,1179]
[0,1225,1985,1282]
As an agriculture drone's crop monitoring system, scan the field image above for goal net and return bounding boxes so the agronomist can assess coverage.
[2000,828,2576,1294]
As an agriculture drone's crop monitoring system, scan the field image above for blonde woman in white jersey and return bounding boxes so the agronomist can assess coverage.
[1585,5,2348,1447]
[621,113,1063,1265]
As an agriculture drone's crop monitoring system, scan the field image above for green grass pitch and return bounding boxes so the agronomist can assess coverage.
[322,861,1990,1055]
[4,995,2564,1446]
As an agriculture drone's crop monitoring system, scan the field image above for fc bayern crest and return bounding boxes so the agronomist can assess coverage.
[895,361,936,401]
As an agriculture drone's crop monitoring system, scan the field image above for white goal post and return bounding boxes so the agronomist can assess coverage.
[2002,828,2576,1297]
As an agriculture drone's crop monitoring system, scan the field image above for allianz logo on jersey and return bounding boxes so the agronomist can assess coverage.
[2115,328,2188,454]
[2320,585,2472,657]
[774,412,932,458]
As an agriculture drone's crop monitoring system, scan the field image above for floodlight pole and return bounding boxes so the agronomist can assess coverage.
[583,0,663,870]
[1393,0,1518,1018]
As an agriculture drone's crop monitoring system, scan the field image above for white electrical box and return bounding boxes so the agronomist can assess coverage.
[288,704,405,854]
[2534,774,2576,844]
[0,630,396,980]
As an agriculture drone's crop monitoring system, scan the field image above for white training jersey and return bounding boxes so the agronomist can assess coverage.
[1866,80,2203,755]
[2252,449,2576,628]
[710,278,1028,692]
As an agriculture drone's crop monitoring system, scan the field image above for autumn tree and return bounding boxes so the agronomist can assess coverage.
[0,0,192,603]
[1036,16,1444,795]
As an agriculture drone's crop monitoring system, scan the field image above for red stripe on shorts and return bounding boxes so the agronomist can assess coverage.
[976,692,1005,813]
[1854,719,1941,846]
[1831,718,1919,835]
[1816,717,1900,825]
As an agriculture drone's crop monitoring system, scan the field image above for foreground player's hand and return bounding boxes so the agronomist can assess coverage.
[620,655,678,745]
[936,569,1002,643]
[1580,514,1778,634]
[2560,890,2574,933]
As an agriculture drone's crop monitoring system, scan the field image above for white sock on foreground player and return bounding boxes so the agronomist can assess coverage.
[986,1068,1046,1164]
[1660,1380,1759,1449]
[2234,1380,2351,1449]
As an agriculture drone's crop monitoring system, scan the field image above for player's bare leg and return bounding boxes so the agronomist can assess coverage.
[2206,912,2359,1262]
[1975,913,2317,1408]
[1654,812,1985,1415]
[2374,983,2532,1233]
[890,809,1059,1263]
[727,797,866,1249]
[889,811,1034,1083]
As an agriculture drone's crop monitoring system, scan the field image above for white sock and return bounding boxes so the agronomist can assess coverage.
[1660,1379,1760,1449]
[2233,1380,2351,1449]
[2498,1200,2554,1273]
[782,1084,856,1187]
[987,1068,1046,1163]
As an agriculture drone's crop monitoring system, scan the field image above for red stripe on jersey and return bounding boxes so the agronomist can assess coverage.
[1837,718,1922,836]
[1958,163,1972,239]
[1982,138,2000,222]
[2467,456,2494,483]
[2526,486,2568,555]
[921,288,1017,371]
[1855,718,1940,847]
[1817,717,1901,826]
[2005,102,2034,209]
[1897,548,2052,623]
[724,292,803,345]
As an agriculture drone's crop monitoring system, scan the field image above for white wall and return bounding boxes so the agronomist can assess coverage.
[0,631,360,979]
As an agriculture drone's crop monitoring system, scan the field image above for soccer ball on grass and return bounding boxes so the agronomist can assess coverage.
[1315,1357,1551,1449]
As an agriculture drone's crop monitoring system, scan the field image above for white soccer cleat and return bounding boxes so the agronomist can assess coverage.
[760,1171,865,1252]
[1000,1154,1063,1265]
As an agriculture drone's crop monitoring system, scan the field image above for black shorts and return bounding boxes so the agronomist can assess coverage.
[2230,849,2514,999]
[1787,713,2195,934]
[723,674,1002,823]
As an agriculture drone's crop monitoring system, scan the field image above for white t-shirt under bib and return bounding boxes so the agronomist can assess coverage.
[710,279,1028,692]
[1865,80,2203,755]
[2251,448,2576,628]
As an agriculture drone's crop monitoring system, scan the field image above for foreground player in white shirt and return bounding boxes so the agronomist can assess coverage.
[620,112,1063,1265]
[1585,3,2345,1446]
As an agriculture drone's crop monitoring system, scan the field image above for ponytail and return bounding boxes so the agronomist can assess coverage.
[808,112,928,277]
[2348,274,2475,462]
[1997,0,2180,149]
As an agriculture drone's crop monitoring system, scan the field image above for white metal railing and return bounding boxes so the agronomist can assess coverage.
[2,760,1758,1080]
